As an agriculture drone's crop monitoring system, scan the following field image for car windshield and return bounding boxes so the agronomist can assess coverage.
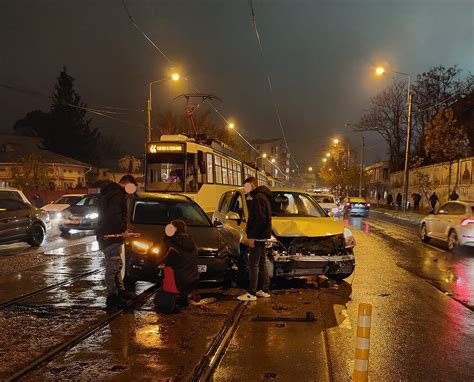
[75,196,99,207]
[271,192,326,217]
[132,200,211,227]
[55,196,83,205]
[314,195,334,204]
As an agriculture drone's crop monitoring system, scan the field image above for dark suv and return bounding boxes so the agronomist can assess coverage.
[124,193,230,286]
[0,195,50,246]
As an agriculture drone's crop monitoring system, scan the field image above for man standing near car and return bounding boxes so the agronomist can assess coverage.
[97,175,138,309]
[238,177,272,302]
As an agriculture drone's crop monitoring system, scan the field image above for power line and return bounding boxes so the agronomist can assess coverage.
[248,0,300,176]
[0,83,145,129]
[119,0,288,179]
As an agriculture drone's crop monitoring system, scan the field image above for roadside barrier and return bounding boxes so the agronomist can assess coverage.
[353,303,372,382]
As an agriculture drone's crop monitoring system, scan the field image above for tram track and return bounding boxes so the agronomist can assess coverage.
[4,284,160,382]
[0,268,104,309]
[191,301,247,382]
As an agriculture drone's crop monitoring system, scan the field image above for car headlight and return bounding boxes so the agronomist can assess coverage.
[56,212,63,219]
[85,213,99,220]
[131,240,160,255]
[266,235,279,249]
[344,228,356,248]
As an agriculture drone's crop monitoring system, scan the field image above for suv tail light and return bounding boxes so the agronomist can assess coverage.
[366,203,371,208]
[461,218,474,226]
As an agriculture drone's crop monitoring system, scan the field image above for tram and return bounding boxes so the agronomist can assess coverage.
[144,134,282,213]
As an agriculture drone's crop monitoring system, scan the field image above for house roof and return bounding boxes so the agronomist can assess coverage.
[0,135,91,168]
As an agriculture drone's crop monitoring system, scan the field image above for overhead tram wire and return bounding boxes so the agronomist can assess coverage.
[248,0,300,177]
[119,0,287,178]
[0,83,145,129]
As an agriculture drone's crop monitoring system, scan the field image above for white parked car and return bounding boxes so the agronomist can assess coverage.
[41,194,85,220]
[420,200,474,250]
[310,193,340,216]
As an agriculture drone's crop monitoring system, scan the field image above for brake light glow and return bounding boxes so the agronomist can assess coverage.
[461,218,474,226]
[346,203,351,207]
[366,203,371,208]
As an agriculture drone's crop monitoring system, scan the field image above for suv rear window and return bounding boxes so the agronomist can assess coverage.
[133,200,211,227]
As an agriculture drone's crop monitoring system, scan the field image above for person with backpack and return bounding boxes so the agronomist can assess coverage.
[154,219,200,314]
[412,193,422,212]
[448,189,459,201]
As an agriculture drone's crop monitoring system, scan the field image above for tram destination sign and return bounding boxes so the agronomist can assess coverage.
[147,143,184,154]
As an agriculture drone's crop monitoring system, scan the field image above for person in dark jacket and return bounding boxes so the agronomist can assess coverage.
[387,193,393,209]
[396,193,402,211]
[448,189,459,201]
[97,175,137,309]
[155,219,200,313]
[238,177,272,301]
[429,192,439,211]
[412,193,422,212]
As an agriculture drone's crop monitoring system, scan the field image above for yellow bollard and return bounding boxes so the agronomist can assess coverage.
[353,303,373,382]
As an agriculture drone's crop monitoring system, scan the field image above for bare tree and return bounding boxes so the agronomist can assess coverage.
[357,80,407,170]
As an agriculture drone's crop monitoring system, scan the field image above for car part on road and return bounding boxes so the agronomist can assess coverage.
[191,302,247,382]
[420,223,430,243]
[447,230,457,251]
[252,311,316,322]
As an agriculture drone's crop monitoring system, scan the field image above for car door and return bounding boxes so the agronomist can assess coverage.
[432,203,456,239]
[224,192,248,252]
[0,199,31,242]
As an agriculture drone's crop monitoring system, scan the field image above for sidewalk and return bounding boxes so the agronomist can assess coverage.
[370,206,426,225]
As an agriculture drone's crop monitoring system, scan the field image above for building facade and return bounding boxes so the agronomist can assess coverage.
[0,135,91,190]
[250,138,290,181]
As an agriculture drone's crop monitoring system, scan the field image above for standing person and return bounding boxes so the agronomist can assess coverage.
[376,192,382,207]
[238,177,272,301]
[429,192,439,211]
[32,194,44,208]
[396,193,402,211]
[387,193,393,209]
[97,175,138,309]
[448,189,459,201]
[155,219,200,313]
[412,193,422,212]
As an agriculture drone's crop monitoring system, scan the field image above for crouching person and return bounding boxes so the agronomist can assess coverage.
[154,220,199,314]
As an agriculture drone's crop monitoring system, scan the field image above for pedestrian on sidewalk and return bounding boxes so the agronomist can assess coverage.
[387,193,393,209]
[429,192,439,211]
[448,189,459,201]
[376,192,381,207]
[97,175,138,309]
[396,193,402,211]
[238,176,272,302]
[412,193,422,212]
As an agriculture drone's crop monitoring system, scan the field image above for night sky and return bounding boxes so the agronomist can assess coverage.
[1,0,473,165]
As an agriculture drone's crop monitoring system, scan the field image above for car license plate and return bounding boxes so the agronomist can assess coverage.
[197,264,207,273]
[69,219,80,225]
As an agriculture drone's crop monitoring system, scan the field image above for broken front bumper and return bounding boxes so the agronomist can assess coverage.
[270,252,355,277]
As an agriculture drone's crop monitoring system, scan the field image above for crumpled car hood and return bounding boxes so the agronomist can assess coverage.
[272,217,344,237]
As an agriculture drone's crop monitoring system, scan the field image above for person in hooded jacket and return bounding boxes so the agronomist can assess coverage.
[155,219,199,313]
[238,176,273,301]
[97,175,137,309]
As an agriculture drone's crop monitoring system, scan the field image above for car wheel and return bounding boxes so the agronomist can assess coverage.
[235,249,250,289]
[420,224,430,243]
[447,230,458,251]
[27,223,45,247]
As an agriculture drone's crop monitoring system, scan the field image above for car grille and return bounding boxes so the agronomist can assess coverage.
[278,234,345,256]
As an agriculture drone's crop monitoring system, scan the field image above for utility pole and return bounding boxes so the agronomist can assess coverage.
[359,136,365,197]
[146,98,151,142]
[402,84,413,212]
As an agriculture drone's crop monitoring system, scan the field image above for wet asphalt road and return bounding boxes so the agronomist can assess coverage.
[0,216,473,381]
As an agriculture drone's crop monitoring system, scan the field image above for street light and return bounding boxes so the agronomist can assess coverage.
[333,139,339,145]
[323,158,327,163]
[375,65,412,212]
[147,72,181,142]
[271,158,276,163]
[228,123,235,129]
[326,153,331,157]
[308,166,313,172]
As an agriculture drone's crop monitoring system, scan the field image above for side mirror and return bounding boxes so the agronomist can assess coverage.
[226,212,241,221]
[213,220,223,228]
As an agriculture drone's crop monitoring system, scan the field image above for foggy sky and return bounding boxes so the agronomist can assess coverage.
[1,0,473,165]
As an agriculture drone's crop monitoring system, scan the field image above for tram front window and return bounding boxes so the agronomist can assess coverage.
[146,158,185,192]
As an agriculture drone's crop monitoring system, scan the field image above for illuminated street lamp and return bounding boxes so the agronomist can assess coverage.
[308,166,313,172]
[326,153,331,157]
[228,123,235,129]
[271,158,276,163]
[147,72,181,142]
[323,158,327,163]
[333,139,339,145]
[375,65,412,212]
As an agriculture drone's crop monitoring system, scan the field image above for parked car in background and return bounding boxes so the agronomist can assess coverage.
[41,194,85,220]
[310,192,340,216]
[213,188,356,284]
[0,188,51,246]
[343,197,370,217]
[59,193,100,235]
[124,193,230,287]
[420,200,474,250]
